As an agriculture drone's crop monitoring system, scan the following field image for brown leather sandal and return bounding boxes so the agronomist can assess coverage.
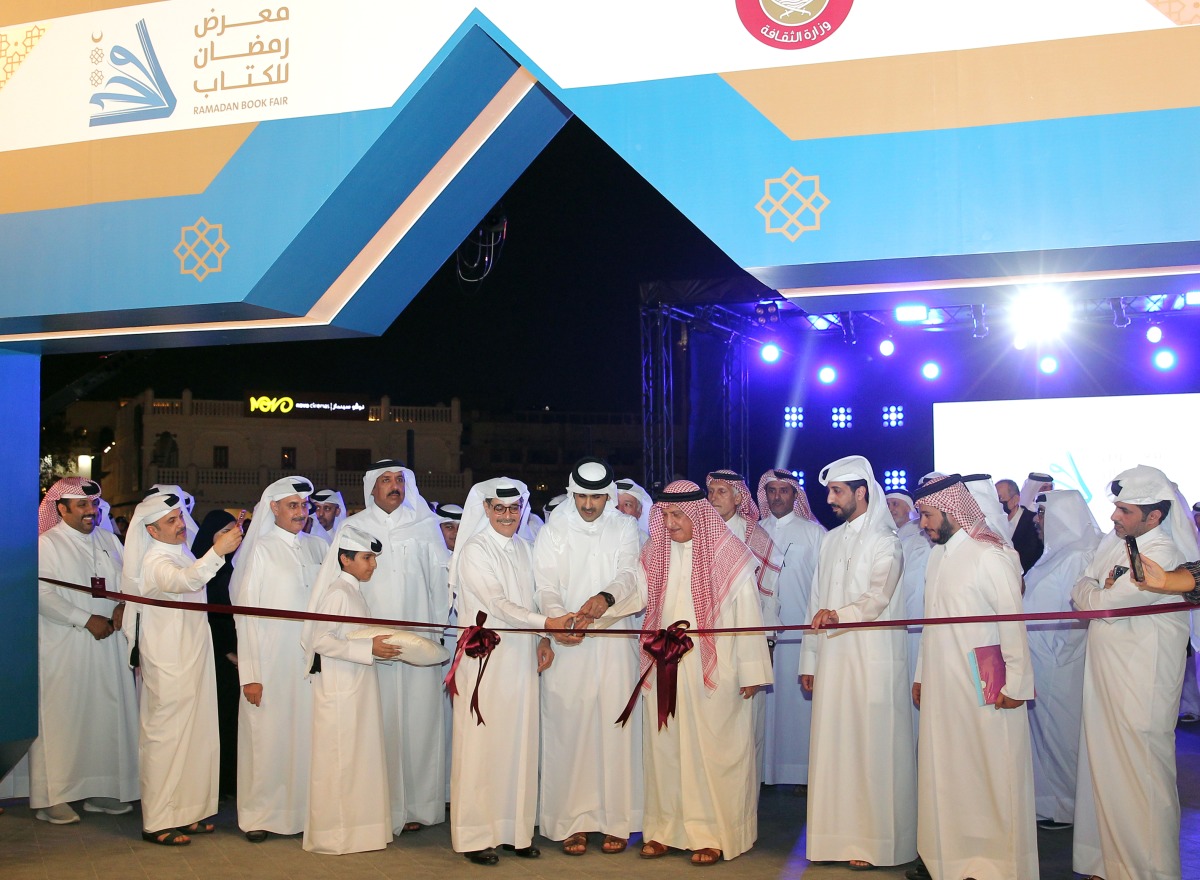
[690,848,721,866]
[602,835,628,854]
[563,832,588,855]
[640,840,669,859]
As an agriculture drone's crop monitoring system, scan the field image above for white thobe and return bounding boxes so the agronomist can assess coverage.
[533,511,644,841]
[727,513,781,785]
[304,572,391,854]
[233,526,324,834]
[897,519,931,745]
[345,505,451,828]
[30,523,138,808]
[1071,526,1187,880]
[801,513,916,866]
[135,541,224,832]
[916,530,1038,880]
[642,541,773,860]
[1022,544,1090,823]
[761,512,822,785]
[450,528,544,852]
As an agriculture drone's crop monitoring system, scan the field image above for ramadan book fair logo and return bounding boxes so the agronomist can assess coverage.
[736,0,854,50]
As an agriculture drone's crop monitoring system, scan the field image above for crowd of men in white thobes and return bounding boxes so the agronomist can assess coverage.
[14,453,1200,879]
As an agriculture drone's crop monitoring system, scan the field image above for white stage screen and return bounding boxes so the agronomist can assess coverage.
[933,393,1200,529]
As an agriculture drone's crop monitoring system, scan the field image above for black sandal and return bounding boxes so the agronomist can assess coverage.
[142,828,190,846]
[177,821,215,835]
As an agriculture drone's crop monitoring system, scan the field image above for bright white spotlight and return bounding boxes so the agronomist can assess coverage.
[1146,325,1163,344]
[895,305,928,323]
[921,361,940,380]
[1154,349,1177,370]
[879,339,895,357]
[818,366,837,384]
[1039,355,1059,375]
[1186,290,1200,306]
[760,343,781,363]
[1010,285,1072,348]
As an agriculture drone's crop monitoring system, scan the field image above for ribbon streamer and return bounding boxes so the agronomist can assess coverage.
[617,620,694,730]
[443,610,501,726]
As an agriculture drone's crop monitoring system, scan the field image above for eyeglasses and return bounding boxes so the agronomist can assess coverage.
[488,502,523,515]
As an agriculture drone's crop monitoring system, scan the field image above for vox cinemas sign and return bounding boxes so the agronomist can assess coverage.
[245,392,370,420]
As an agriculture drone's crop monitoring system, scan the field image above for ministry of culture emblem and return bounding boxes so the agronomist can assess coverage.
[736,0,854,50]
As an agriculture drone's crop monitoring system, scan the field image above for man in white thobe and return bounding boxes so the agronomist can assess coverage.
[534,458,644,855]
[31,478,138,825]
[1071,465,1194,880]
[1023,489,1099,830]
[308,489,347,546]
[342,460,450,832]
[912,475,1038,880]
[616,478,652,545]
[887,488,930,745]
[637,480,773,865]
[755,469,823,790]
[123,492,242,845]
[230,477,325,841]
[802,456,915,869]
[448,477,575,865]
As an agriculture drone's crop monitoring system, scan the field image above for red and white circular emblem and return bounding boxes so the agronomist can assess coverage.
[736,0,854,50]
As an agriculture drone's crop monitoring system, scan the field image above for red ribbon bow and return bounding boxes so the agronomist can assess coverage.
[443,610,501,726]
[616,620,694,730]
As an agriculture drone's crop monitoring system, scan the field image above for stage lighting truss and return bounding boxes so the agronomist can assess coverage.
[883,469,908,491]
[783,405,804,429]
[831,406,853,429]
[882,405,904,427]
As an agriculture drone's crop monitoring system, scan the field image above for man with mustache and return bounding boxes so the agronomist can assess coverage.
[229,477,325,842]
[123,491,243,846]
[308,488,347,546]
[341,460,450,835]
[30,478,138,825]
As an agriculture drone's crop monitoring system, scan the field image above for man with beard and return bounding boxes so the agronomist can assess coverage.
[801,456,915,871]
[230,477,325,842]
[31,478,138,825]
[755,469,823,791]
[534,458,643,856]
[342,460,450,834]
[912,475,1037,880]
[123,492,243,846]
[308,489,347,545]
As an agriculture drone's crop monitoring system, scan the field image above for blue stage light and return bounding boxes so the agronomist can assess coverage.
[783,406,804,429]
[1011,285,1071,349]
[883,469,907,491]
[818,366,837,384]
[1039,356,1058,375]
[921,361,940,380]
[791,470,805,487]
[831,407,853,429]
[882,405,905,427]
[760,343,781,363]
[879,339,895,357]
[1146,325,1163,344]
[895,305,928,323]
[1154,349,1177,370]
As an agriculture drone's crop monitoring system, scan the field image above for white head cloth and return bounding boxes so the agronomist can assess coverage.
[230,475,314,603]
[962,474,1017,548]
[819,454,896,539]
[362,460,434,522]
[301,523,383,677]
[544,493,568,520]
[95,497,116,534]
[918,472,947,488]
[448,477,530,593]
[885,490,917,522]
[310,488,347,536]
[435,503,464,524]
[1036,489,1102,558]
[121,492,185,595]
[147,484,199,545]
[1106,464,1200,561]
[615,478,653,534]
[1019,472,1055,512]
[545,458,619,535]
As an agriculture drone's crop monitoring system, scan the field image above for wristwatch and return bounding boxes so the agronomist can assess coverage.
[599,591,616,608]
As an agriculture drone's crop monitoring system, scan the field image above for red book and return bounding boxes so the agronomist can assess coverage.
[968,644,1006,706]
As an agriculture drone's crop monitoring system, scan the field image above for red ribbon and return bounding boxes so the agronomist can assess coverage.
[617,620,694,730]
[443,610,501,726]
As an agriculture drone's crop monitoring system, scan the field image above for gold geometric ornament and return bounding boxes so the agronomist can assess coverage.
[756,167,829,242]
[0,23,47,91]
[174,217,229,281]
[1143,1,1200,25]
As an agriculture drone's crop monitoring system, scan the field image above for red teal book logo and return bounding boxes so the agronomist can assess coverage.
[736,0,854,49]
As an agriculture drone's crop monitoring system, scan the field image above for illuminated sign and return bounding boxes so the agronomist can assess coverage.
[245,392,369,420]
